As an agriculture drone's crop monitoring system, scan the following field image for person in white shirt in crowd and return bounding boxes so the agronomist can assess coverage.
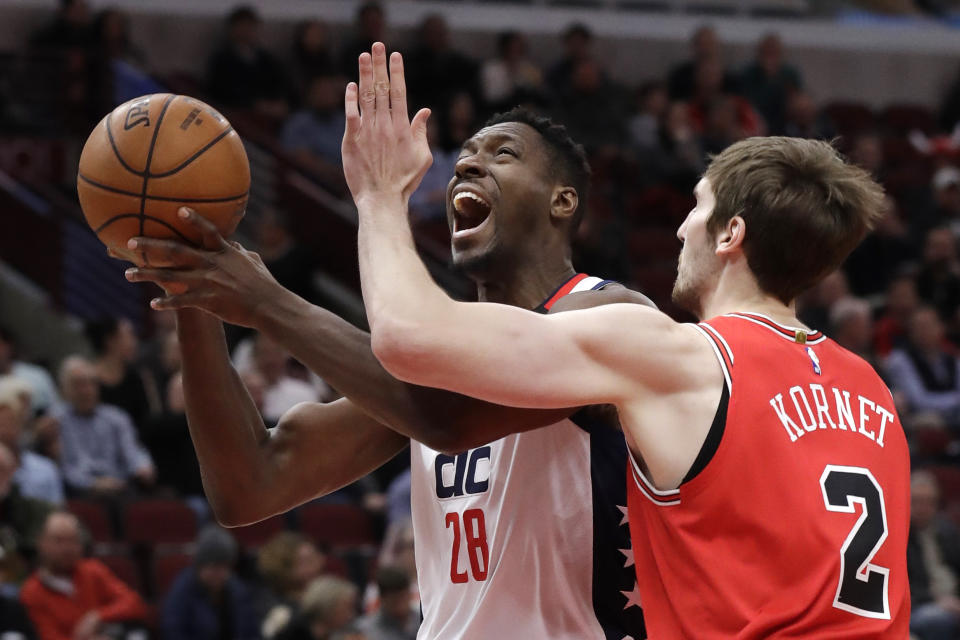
[0,377,64,505]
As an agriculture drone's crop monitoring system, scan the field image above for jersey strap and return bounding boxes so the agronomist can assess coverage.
[537,273,616,313]
[724,312,826,344]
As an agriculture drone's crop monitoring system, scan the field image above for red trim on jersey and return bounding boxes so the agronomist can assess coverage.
[542,273,590,310]
[729,312,825,342]
[698,323,734,374]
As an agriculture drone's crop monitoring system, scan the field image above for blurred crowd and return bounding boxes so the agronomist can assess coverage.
[6,0,960,639]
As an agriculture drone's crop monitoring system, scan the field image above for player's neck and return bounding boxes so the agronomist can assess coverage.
[700,274,802,329]
[474,257,577,309]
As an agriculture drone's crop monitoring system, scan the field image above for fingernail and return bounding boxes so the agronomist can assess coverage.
[124,268,135,279]
[178,208,189,219]
[150,299,160,309]
[128,238,138,249]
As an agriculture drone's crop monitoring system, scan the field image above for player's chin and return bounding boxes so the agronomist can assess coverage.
[451,239,499,276]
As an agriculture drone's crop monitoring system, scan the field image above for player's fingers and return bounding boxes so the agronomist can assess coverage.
[371,42,390,121]
[149,291,212,312]
[358,52,375,119]
[124,266,207,286]
[344,82,361,136]
[127,237,210,268]
[177,207,227,251]
[389,51,408,128]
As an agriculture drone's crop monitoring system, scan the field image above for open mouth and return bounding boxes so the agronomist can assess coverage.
[452,189,493,238]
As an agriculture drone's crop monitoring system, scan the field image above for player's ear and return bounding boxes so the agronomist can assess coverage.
[715,214,746,256]
[550,186,578,225]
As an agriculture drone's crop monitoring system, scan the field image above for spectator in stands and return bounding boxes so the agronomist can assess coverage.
[875,275,921,357]
[20,511,148,640]
[782,90,835,140]
[628,82,670,152]
[86,8,158,109]
[252,208,323,305]
[916,227,960,323]
[0,590,37,639]
[480,31,545,112]
[405,14,479,111]
[0,442,53,573]
[291,20,337,103]
[258,533,327,638]
[339,2,387,76]
[85,317,156,432]
[410,119,458,222]
[546,23,594,96]
[365,521,417,616]
[688,57,762,143]
[667,25,736,101]
[281,75,348,189]
[247,334,327,424]
[357,567,418,640]
[438,92,477,153]
[908,470,960,640]
[240,368,269,420]
[940,65,960,133]
[51,356,154,497]
[799,270,850,331]
[849,132,887,181]
[162,526,260,640]
[141,372,204,506]
[138,310,178,409]
[29,0,92,51]
[0,327,60,417]
[0,378,63,505]
[639,100,704,190]
[276,576,360,640]
[385,470,411,527]
[844,196,914,296]
[932,166,960,237]
[829,297,880,370]
[699,95,751,156]
[886,307,960,428]
[207,6,289,121]
[738,33,803,134]
[555,58,629,152]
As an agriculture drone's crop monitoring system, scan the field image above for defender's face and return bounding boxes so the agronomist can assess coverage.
[672,178,719,318]
[446,123,555,273]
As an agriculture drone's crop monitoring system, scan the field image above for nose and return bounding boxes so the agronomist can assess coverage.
[454,153,486,179]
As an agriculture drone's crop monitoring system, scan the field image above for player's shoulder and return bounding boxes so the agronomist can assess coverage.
[548,282,657,314]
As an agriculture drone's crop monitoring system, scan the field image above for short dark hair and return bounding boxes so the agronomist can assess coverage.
[376,565,411,596]
[84,318,120,356]
[227,6,259,26]
[483,108,591,236]
[704,137,885,304]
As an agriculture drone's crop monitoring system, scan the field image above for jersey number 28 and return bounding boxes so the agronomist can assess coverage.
[446,508,489,583]
[820,465,890,620]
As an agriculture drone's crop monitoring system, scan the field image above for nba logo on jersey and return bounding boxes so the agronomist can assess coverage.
[806,346,822,375]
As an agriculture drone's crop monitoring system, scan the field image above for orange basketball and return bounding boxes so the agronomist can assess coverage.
[77,93,250,263]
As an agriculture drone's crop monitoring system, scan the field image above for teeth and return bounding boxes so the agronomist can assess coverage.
[453,191,489,214]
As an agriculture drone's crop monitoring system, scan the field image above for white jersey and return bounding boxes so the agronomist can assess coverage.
[409,274,645,640]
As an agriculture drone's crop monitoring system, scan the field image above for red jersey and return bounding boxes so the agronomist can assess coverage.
[627,312,910,639]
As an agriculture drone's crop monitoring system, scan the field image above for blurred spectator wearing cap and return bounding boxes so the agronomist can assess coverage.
[339,2,387,77]
[874,275,922,357]
[0,441,53,576]
[0,328,60,417]
[357,567,417,640]
[0,377,63,505]
[85,317,157,430]
[405,14,479,112]
[51,356,154,497]
[480,31,545,112]
[281,75,349,191]
[885,307,960,428]
[667,25,737,102]
[258,533,327,639]
[738,33,803,134]
[276,576,360,640]
[162,526,260,640]
[908,470,960,640]
[20,510,148,640]
[208,6,289,122]
[916,227,960,323]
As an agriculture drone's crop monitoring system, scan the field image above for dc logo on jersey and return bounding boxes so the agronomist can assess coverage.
[806,346,821,375]
[435,446,491,499]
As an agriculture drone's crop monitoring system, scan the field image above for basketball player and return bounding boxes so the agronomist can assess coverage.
[341,45,911,637]
[122,55,650,640]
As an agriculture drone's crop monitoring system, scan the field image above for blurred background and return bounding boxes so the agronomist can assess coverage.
[2,0,960,638]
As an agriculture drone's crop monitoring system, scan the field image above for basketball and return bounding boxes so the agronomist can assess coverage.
[76,93,250,263]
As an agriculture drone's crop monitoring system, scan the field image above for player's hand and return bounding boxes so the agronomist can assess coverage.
[124,207,283,328]
[341,42,432,209]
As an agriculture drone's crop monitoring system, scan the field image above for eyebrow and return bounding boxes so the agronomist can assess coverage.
[461,131,522,154]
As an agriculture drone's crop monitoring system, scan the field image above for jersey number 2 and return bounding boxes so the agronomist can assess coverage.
[820,465,890,619]
[445,508,489,583]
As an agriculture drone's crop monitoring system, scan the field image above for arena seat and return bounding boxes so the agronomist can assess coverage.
[67,499,114,544]
[96,551,144,593]
[152,551,194,599]
[930,465,960,508]
[297,503,377,549]
[823,101,876,138]
[123,499,197,545]
[230,514,288,549]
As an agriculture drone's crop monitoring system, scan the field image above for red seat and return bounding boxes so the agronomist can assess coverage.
[68,499,114,543]
[152,551,193,599]
[930,466,960,501]
[124,500,197,545]
[298,503,377,549]
[96,552,143,592]
[230,515,287,549]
